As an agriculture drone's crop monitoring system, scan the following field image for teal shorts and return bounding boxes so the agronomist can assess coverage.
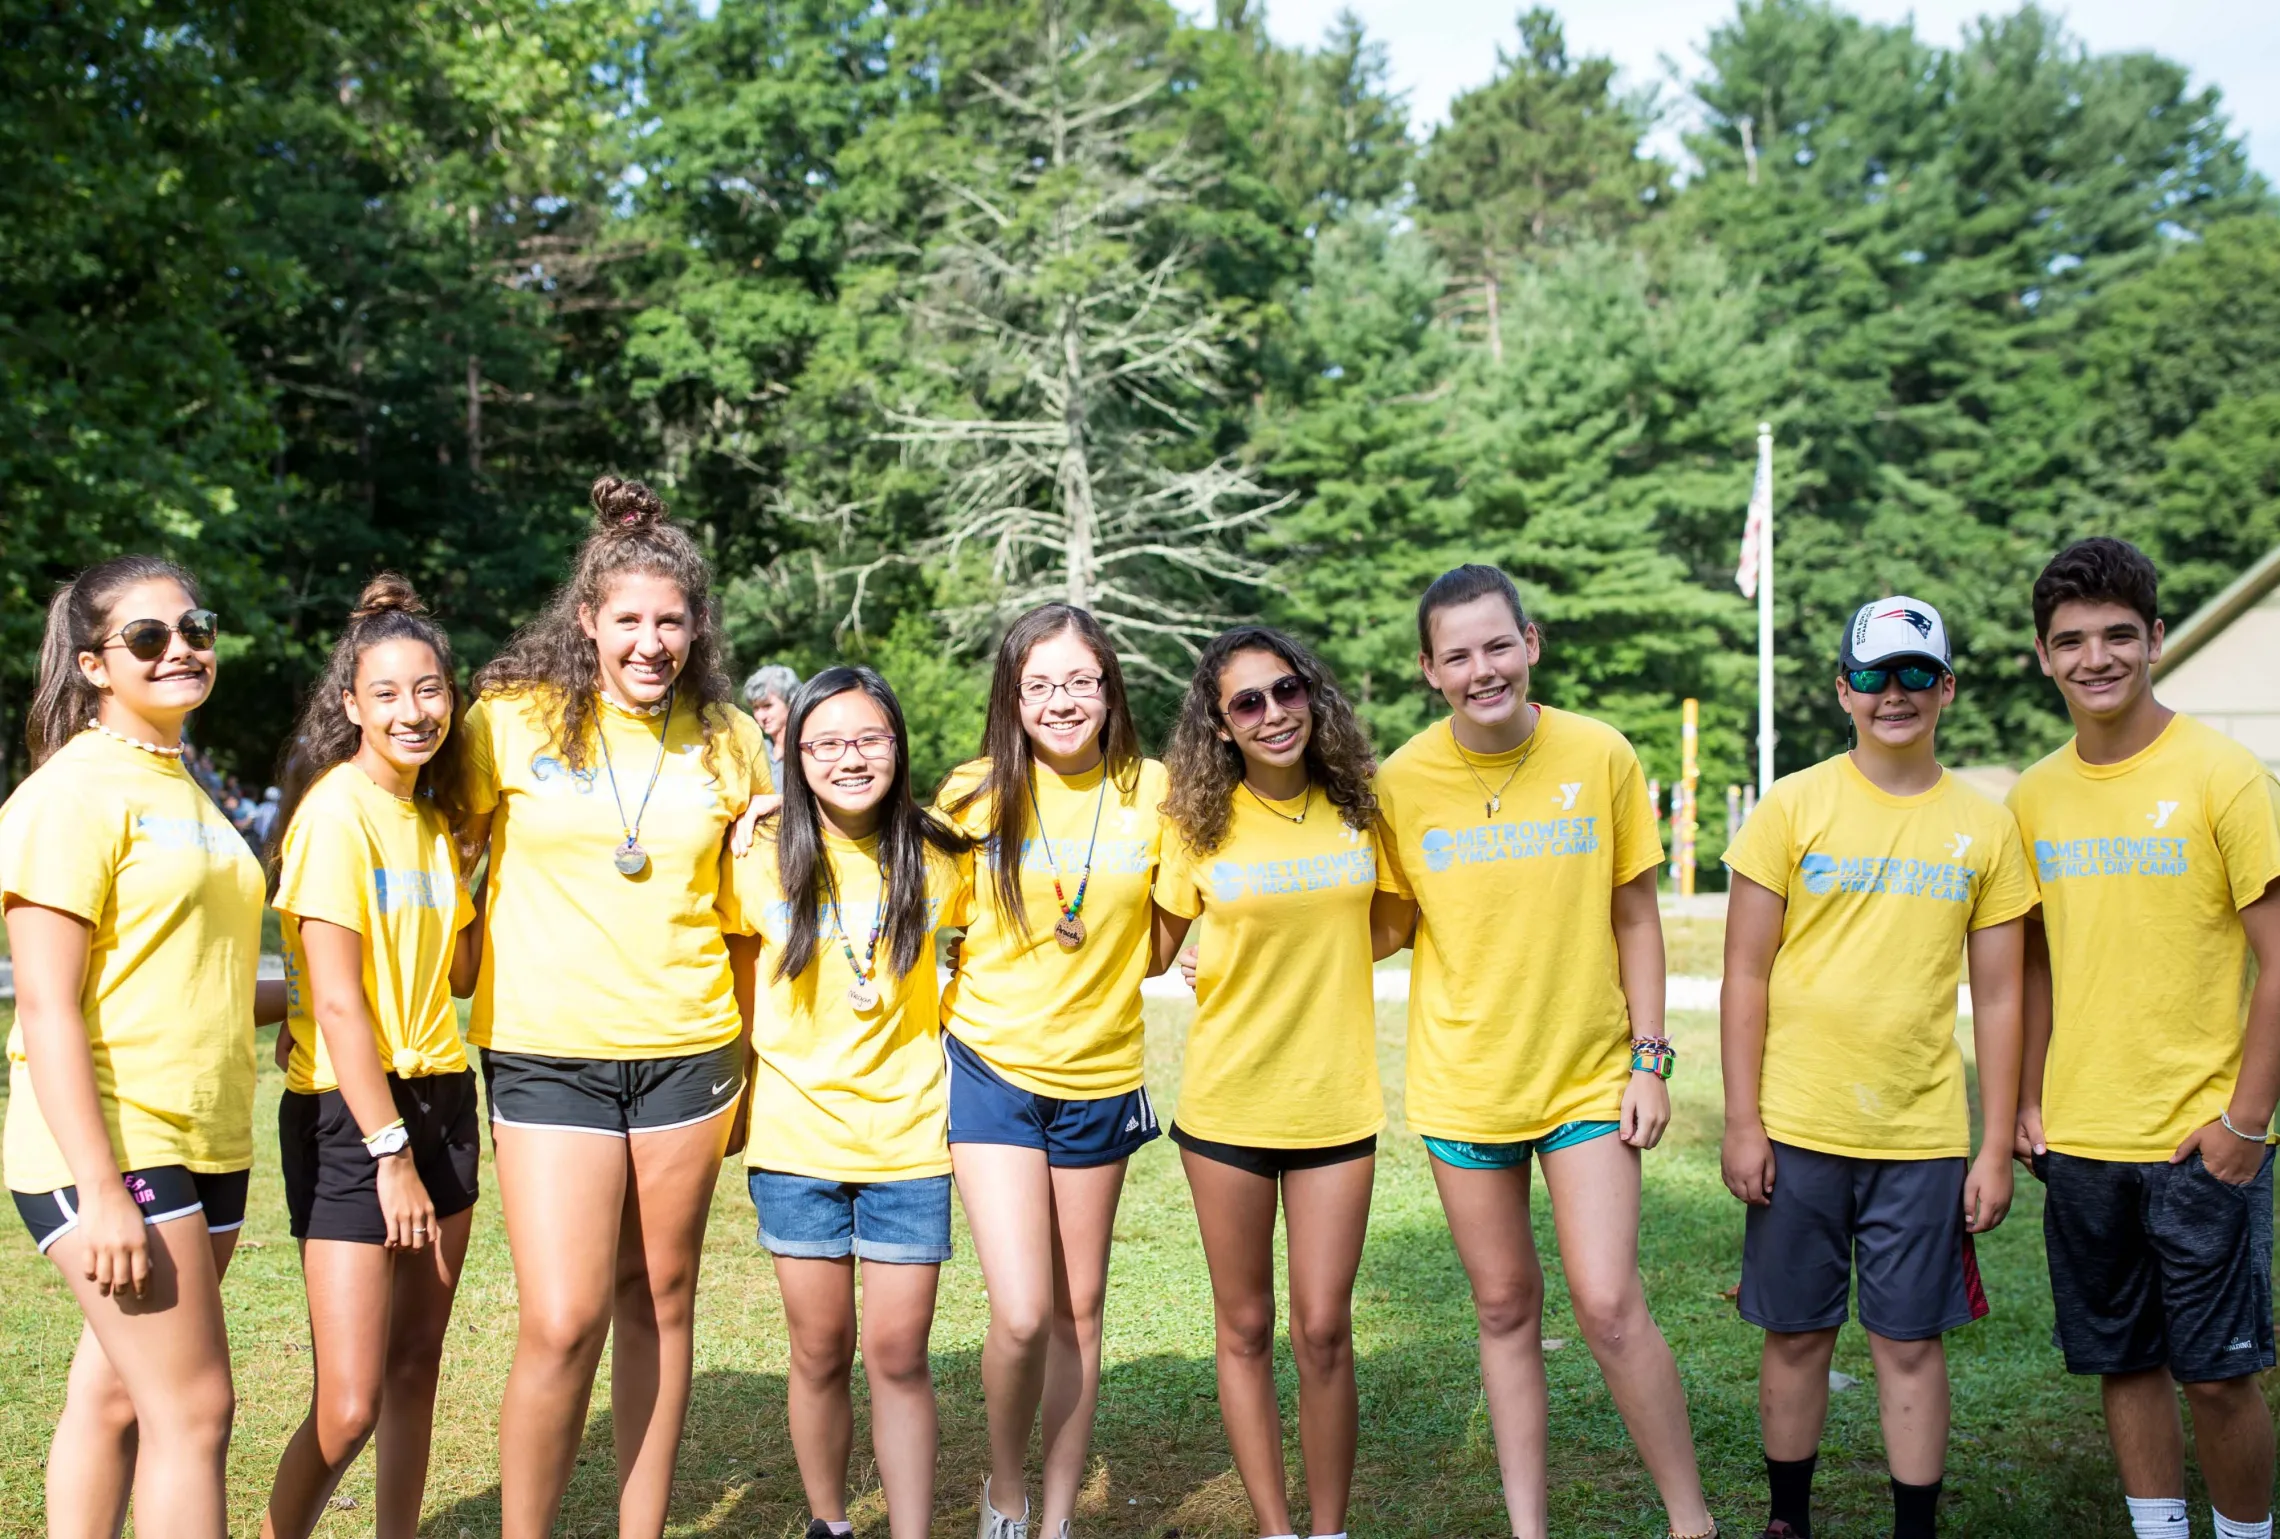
[1423,1120,1620,1169]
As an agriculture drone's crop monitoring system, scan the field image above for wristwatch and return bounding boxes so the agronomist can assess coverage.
[363,1122,410,1160]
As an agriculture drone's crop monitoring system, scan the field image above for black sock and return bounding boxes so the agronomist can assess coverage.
[1766,1453,1817,1535]
[1892,1476,1942,1539]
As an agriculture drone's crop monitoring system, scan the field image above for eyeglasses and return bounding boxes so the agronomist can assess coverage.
[1847,664,1944,694]
[100,610,219,662]
[800,732,897,763]
[1018,674,1104,703]
[1221,673,1310,731]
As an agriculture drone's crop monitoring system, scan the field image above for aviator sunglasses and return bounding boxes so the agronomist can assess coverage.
[100,609,220,662]
[1221,673,1310,731]
[1846,663,1944,694]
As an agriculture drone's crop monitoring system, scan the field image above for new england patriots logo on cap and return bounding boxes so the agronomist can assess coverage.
[1877,605,1936,639]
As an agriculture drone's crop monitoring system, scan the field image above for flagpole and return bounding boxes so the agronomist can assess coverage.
[1756,421,1775,798]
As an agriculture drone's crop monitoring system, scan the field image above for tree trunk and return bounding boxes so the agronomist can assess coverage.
[1483,259,1504,367]
[466,352,483,476]
[1059,303,1095,608]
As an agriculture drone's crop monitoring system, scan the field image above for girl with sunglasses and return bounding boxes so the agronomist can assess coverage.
[1373,565,1713,1539]
[725,666,973,1539]
[1155,625,1409,1539]
[259,575,483,1539]
[458,477,775,1539]
[2,558,270,1537]
[934,604,1169,1539]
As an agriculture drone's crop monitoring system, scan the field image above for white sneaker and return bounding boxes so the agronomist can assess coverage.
[978,1478,1029,1539]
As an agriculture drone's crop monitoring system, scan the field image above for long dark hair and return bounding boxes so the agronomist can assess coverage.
[268,574,466,891]
[27,554,203,768]
[774,665,971,985]
[473,475,737,781]
[944,604,1141,933]
[1162,625,1378,856]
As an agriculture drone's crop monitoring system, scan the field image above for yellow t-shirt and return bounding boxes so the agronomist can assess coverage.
[1723,755,2034,1159]
[1,731,265,1190]
[727,830,974,1181]
[2008,712,2280,1161]
[275,762,475,1094]
[1151,786,1384,1148]
[1376,709,1665,1143]
[936,757,1169,1098]
[461,689,772,1059]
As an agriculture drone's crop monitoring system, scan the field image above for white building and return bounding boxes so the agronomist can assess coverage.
[2154,544,2280,772]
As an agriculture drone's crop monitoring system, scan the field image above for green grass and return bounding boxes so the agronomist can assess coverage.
[0,999,2269,1536]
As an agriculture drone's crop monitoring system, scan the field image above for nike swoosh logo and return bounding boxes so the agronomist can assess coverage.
[710,1079,736,1096]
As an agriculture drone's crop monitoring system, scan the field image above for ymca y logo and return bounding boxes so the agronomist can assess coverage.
[1946,833,1973,861]
[1555,782,1583,811]
[2147,801,2179,830]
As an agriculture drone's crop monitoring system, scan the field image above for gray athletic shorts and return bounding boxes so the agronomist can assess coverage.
[1739,1141,1989,1341]
[2038,1148,2275,1383]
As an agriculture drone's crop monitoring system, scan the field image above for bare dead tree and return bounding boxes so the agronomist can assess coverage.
[877,0,1288,678]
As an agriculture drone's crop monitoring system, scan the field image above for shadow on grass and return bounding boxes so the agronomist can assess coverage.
[417,1189,2163,1538]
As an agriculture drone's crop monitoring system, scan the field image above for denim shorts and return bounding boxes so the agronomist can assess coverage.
[748,1169,953,1265]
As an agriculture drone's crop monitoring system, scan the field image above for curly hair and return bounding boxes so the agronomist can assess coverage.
[473,476,737,780]
[2032,537,2159,639]
[268,573,466,891]
[1161,625,1377,856]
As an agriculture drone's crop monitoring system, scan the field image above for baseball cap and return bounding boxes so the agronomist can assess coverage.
[1841,596,1951,672]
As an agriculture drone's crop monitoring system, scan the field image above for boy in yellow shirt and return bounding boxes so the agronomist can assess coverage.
[1721,596,2030,1539]
[2010,539,2280,1539]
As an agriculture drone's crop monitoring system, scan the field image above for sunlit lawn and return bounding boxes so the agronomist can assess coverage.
[0,987,2269,1535]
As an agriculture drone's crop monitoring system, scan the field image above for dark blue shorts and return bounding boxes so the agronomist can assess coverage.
[943,1031,1160,1168]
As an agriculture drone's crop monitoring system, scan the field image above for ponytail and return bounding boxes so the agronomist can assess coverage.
[27,556,201,769]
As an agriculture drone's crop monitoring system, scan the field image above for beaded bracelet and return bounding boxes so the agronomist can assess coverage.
[1629,1037,1676,1080]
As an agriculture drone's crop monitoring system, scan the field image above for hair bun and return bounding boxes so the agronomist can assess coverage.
[591,475,668,532]
[350,572,426,621]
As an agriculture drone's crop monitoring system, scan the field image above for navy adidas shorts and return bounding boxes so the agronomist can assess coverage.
[944,1031,1159,1168]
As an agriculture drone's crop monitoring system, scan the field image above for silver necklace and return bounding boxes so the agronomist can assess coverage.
[596,687,674,875]
[1452,706,1539,817]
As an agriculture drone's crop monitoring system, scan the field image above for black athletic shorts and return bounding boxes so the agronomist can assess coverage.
[480,1040,745,1138]
[1738,1141,1988,1341]
[279,1068,482,1244]
[14,1166,250,1254]
[1168,1123,1376,1179]
[2038,1148,2275,1382]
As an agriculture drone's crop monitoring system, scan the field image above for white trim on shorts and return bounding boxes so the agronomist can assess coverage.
[30,1188,225,1252]
[34,1189,78,1255]
[487,1110,629,1139]
[627,1092,741,1137]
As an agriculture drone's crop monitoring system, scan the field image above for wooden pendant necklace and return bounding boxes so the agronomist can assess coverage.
[1451,705,1539,818]
[826,861,888,1012]
[1027,763,1108,952]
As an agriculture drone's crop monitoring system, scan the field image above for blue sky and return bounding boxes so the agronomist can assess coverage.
[1189,0,2280,179]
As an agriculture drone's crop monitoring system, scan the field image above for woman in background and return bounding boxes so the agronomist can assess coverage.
[745,663,800,791]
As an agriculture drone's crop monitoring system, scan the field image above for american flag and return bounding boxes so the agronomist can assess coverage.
[1735,437,1772,599]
